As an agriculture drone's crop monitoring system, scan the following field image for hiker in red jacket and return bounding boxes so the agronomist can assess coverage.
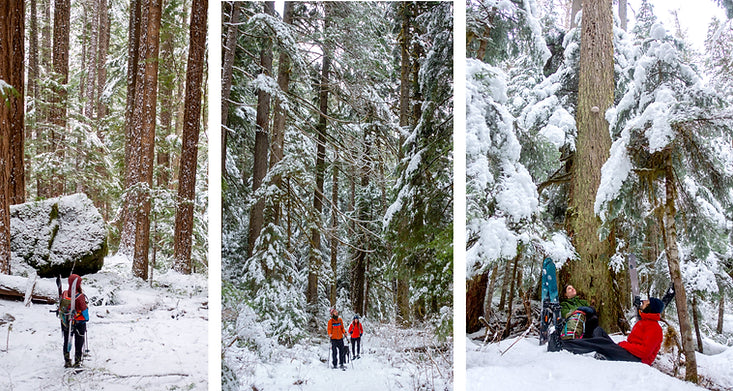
[348,315,364,359]
[549,297,664,365]
[60,274,90,368]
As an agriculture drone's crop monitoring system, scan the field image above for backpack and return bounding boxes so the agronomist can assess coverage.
[560,309,586,340]
[58,294,72,327]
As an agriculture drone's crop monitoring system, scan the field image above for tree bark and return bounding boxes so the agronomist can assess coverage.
[618,0,628,31]
[221,1,241,176]
[717,293,724,334]
[130,0,163,280]
[466,271,488,333]
[502,254,520,338]
[173,0,207,274]
[84,0,99,119]
[565,0,620,331]
[157,1,176,189]
[119,0,142,255]
[663,154,698,382]
[329,154,338,307]
[247,2,275,259]
[97,0,110,119]
[269,1,293,226]
[570,0,582,29]
[5,0,25,205]
[485,264,499,319]
[307,3,331,326]
[27,0,38,195]
[0,0,25,273]
[36,0,51,199]
[692,296,703,352]
[498,257,512,311]
[50,0,70,197]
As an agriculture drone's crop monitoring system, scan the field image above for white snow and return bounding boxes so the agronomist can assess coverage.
[468,334,733,390]
[0,254,208,390]
[227,323,452,390]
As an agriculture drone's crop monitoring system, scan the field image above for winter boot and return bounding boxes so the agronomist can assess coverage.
[63,352,73,368]
[547,330,563,352]
[73,354,83,368]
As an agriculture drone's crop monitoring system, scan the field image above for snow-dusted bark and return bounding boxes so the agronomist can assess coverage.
[173,0,207,274]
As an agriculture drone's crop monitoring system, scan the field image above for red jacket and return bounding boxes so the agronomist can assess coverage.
[618,312,663,365]
[348,321,364,338]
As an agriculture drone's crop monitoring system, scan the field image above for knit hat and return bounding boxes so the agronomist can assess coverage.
[643,297,664,314]
[330,308,338,316]
[353,315,360,320]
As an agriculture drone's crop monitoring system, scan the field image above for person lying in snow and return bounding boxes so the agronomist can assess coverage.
[59,274,89,368]
[548,297,664,365]
[348,315,364,359]
[327,308,348,369]
[560,284,599,339]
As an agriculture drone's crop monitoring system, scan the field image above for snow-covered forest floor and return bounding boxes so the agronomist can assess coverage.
[0,255,208,390]
[468,317,733,391]
[225,322,452,390]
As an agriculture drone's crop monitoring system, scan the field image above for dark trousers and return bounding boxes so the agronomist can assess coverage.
[331,338,346,367]
[61,321,86,361]
[350,337,361,357]
[561,327,641,363]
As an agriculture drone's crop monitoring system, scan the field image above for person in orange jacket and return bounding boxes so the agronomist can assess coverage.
[327,308,347,369]
[348,315,364,359]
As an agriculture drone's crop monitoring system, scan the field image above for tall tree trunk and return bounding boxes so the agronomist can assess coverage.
[502,254,520,338]
[119,0,142,255]
[37,0,51,199]
[221,1,241,176]
[565,0,620,331]
[269,1,293,226]
[27,0,38,196]
[395,2,413,325]
[157,1,176,189]
[247,2,275,259]
[0,0,25,273]
[329,155,338,307]
[5,0,25,205]
[130,0,163,280]
[97,0,110,118]
[353,127,372,317]
[84,0,99,119]
[173,0,207,274]
[307,3,331,326]
[662,154,698,382]
[50,0,70,197]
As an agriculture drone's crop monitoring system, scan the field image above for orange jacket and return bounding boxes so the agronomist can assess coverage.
[328,317,346,340]
[348,321,364,338]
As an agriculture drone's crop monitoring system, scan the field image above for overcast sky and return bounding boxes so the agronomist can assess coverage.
[627,0,728,52]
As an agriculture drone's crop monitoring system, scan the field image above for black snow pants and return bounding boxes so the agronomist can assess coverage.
[558,327,641,363]
[62,321,86,362]
[331,338,346,367]
[350,337,361,358]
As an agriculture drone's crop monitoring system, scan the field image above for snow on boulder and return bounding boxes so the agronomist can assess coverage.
[10,193,108,277]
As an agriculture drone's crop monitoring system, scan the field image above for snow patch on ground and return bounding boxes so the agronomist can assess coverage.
[468,334,733,391]
[229,323,452,390]
[0,254,208,390]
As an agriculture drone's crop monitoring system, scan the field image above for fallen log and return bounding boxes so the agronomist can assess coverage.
[0,275,59,304]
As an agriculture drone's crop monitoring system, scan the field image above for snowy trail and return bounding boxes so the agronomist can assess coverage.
[241,324,452,390]
[0,256,208,390]
[468,333,733,391]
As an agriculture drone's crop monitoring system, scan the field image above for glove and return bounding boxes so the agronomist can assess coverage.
[633,296,641,308]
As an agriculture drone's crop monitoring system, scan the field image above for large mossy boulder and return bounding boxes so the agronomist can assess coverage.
[10,193,108,277]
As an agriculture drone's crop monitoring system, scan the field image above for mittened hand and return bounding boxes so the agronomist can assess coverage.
[633,296,641,308]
